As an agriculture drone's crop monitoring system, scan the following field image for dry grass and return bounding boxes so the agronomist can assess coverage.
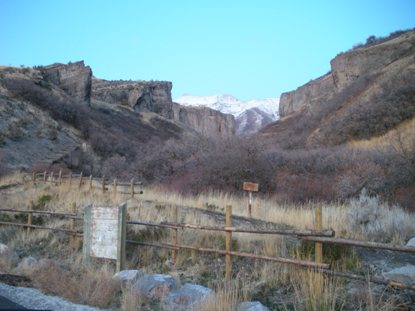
[0,173,414,310]
[349,117,415,150]
[200,280,249,311]
[291,270,345,311]
[28,260,121,308]
[3,174,414,244]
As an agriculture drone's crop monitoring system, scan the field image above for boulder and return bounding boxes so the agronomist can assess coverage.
[384,265,415,285]
[131,274,177,300]
[406,237,415,247]
[163,283,213,311]
[236,301,270,311]
[113,269,143,287]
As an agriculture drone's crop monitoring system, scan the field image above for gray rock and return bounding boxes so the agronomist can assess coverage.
[113,269,143,287]
[163,283,213,311]
[132,274,177,300]
[384,265,415,285]
[16,256,38,272]
[42,61,92,103]
[0,243,9,255]
[236,301,270,311]
[406,237,415,247]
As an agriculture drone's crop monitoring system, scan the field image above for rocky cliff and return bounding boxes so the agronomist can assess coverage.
[92,78,174,119]
[268,29,415,148]
[41,61,92,103]
[279,29,415,118]
[92,79,236,138]
[172,103,235,138]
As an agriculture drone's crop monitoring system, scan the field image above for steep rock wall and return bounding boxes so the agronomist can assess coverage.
[279,30,415,118]
[41,61,92,103]
[92,79,173,119]
[172,103,235,138]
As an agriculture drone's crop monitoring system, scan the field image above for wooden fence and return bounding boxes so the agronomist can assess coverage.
[126,204,415,291]
[26,171,142,198]
[2,177,415,291]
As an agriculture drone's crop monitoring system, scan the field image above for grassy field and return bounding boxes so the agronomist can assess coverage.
[0,173,414,310]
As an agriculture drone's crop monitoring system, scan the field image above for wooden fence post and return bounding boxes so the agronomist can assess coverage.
[116,203,127,272]
[50,172,54,185]
[78,172,83,189]
[315,204,323,263]
[172,206,178,265]
[32,172,36,186]
[225,205,232,281]
[89,175,93,192]
[113,179,117,199]
[70,202,77,248]
[27,201,33,235]
[69,172,72,187]
[102,176,106,194]
[58,170,62,185]
[82,204,92,267]
[130,178,134,198]
[43,171,47,184]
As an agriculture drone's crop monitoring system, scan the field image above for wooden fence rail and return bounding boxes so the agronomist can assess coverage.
[26,171,143,198]
[128,220,335,237]
[3,178,415,291]
[127,204,415,289]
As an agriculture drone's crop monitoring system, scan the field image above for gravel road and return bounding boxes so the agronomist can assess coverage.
[0,283,109,311]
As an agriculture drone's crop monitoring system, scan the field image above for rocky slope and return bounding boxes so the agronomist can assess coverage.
[263,29,415,148]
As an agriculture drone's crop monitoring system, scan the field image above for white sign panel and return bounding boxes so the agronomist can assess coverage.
[90,206,119,259]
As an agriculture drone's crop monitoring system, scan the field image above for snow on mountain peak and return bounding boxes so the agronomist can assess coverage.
[174,94,280,135]
[174,94,279,119]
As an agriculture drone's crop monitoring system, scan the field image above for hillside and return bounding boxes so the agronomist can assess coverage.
[0,62,234,180]
[261,29,415,149]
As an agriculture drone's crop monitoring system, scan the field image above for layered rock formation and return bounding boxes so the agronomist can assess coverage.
[172,103,235,138]
[92,78,174,119]
[41,61,92,103]
[92,79,236,138]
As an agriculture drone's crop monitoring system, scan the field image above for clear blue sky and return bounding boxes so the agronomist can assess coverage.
[1,0,414,100]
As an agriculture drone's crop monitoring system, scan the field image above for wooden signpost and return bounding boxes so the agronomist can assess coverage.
[243,182,259,217]
[83,202,127,272]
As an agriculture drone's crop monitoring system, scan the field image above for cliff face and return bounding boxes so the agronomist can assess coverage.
[279,73,336,117]
[41,61,92,103]
[92,78,173,119]
[279,30,415,118]
[269,29,415,148]
[172,103,235,138]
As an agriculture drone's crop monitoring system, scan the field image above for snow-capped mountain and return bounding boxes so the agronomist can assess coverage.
[174,94,279,134]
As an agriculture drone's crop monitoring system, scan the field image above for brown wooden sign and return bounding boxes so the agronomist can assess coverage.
[243,182,259,192]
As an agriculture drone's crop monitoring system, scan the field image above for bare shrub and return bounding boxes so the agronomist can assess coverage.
[346,190,415,242]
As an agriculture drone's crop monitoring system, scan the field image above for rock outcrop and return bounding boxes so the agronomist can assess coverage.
[279,29,415,118]
[279,73,336,117]
[172,103,235,138]
[92,78,174,119]
[264,29,415,149]
[41,61,92,103]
